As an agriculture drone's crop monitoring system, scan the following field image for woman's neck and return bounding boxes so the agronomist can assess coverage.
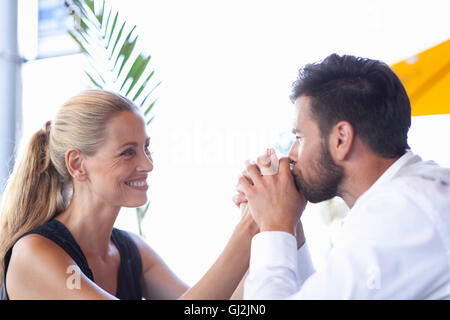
[55,188,121,259]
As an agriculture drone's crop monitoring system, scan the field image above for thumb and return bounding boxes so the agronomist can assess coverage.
[279,157,291,175]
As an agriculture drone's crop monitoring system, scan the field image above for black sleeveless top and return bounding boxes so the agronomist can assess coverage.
[1,219,142,300]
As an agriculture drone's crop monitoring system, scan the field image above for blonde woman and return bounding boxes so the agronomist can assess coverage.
[0,89,257,300]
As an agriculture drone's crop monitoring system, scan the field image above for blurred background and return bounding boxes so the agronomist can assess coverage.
[1,0,449,286]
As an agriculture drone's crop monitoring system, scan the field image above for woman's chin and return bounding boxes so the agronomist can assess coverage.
[122,197,148,208]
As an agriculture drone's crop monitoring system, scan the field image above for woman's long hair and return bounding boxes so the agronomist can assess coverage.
[0,89,138,284]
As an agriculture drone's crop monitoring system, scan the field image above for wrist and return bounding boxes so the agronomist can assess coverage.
[260,223,295,236]
[236,214,259,237]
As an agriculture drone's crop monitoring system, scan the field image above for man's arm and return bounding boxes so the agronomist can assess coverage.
[243,230,366,300]
[240,186,441,300]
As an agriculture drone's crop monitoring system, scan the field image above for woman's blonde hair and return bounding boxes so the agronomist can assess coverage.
[0,89,139,283]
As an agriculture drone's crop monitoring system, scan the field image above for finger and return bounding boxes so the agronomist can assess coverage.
[245,161,263,185]
[236,175,253,195]
[279,157,291,175]
[269,149,279,173]
[257,152,271,168]
[241,170,254,185]
[240,202,248,216]
[257,152,274,175]
[232,194,240,207]
[232,192,248,207]
[237,191,248,201]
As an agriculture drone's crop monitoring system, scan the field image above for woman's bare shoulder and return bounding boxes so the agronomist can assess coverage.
[6,234,115,299]
[12,233,71,260]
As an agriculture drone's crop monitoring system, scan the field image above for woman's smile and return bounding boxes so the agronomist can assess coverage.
[124,177,148,191]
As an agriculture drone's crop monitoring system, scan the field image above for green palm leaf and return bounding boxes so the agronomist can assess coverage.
[65,0,159,235]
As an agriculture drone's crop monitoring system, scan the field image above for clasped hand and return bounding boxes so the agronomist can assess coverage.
[233,149,307,244]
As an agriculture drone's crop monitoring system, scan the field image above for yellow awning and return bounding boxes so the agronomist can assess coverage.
[390,39,450,116]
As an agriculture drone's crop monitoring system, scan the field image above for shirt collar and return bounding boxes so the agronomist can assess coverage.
[351,151,417,210]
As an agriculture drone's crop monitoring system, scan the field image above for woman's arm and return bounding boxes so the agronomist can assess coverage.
[128,232,189,300]
[133,151,277,300]
[6,234,116,300]
[230,269,249,300]
[131,210,258,300]
[179,210,258,300]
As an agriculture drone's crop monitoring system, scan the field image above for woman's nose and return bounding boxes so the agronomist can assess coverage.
[138,152,153,172]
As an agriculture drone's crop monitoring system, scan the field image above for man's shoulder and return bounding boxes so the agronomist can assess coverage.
[393,156,450,187]
[346,169,450,242]
[390,166,450,205]
[360,173,449,218]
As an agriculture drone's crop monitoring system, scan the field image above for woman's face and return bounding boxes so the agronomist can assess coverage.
[83,111,153,208]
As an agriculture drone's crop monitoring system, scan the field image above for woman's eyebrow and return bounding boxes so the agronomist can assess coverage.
[119,137,151,149]
[119,142,138,148]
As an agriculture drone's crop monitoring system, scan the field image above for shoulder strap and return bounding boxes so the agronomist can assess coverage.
[1,249,12,299]
[28,220,94,280]
[111,229,142,300]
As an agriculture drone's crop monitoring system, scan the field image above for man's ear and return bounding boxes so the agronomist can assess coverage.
[328,121,354,162]
[65,148,88,181]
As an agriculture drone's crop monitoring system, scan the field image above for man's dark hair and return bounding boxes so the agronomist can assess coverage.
[290,53,411,158]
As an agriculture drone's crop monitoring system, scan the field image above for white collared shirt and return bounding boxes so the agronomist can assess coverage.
[244,151,450,299]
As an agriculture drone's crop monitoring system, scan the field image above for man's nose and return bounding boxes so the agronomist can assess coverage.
[288,139,299,162]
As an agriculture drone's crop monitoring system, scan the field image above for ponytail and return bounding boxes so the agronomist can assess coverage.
[0,121,66,283]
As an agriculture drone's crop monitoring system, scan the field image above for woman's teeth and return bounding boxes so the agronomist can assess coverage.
[125,180,147,187]
[128,181,147,187]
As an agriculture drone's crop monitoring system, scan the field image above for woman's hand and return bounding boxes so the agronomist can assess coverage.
[232,148,279,213]
[234,149,307,238]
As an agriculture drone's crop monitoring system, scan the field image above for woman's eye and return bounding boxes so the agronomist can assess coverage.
[121,149,135,157]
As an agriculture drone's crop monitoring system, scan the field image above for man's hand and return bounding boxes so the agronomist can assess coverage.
[232,149,278,217]
[236,157,307,235]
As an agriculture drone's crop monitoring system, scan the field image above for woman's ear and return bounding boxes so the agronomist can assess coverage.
[328,121,354,162]
[65,148,87,181]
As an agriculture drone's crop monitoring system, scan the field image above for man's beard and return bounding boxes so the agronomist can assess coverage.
[292,140,343,203]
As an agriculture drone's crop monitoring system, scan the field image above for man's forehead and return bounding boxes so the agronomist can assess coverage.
[294,95,311,112]
[292,96,312,131]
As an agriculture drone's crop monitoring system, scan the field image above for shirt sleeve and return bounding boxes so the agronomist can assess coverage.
[243,227,391,300]
[243,231,299,300]
[296,240,316,287]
